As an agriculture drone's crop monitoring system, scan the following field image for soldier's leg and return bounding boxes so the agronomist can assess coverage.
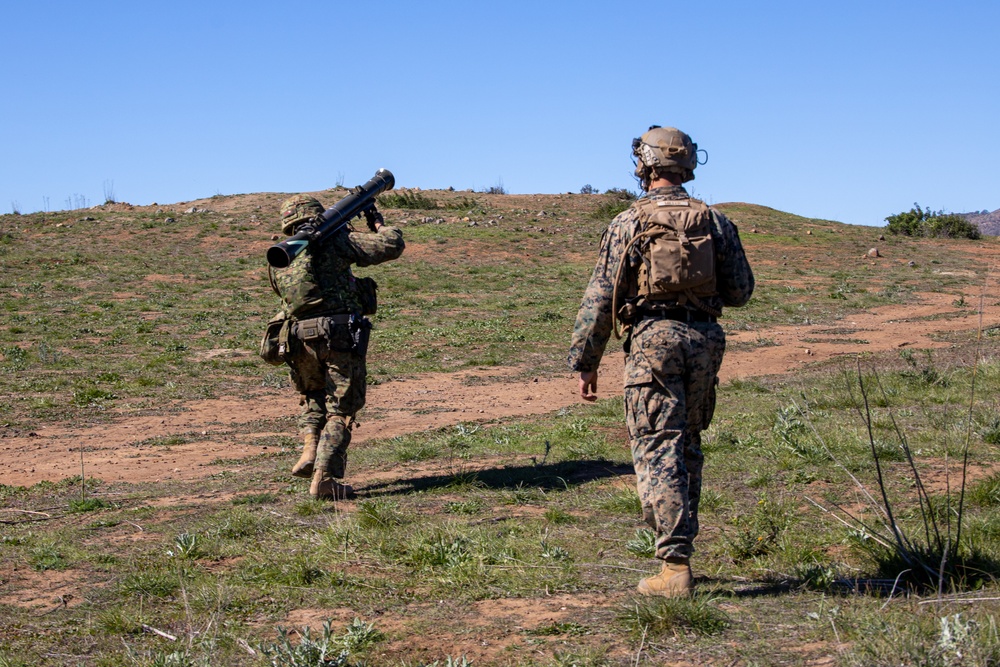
[292,391,326,478]
[628,377,696,598]
[315,415,351,479]
[310,414,354,499]
[310,344,365,500]
[286,340,328,479]
[625,378,692,561]
[683,322,726,549]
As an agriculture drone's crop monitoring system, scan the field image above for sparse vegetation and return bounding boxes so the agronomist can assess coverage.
[378,190,439,209]
[483,178,506,195]
[591,188,636,220]
[1,188,999,664]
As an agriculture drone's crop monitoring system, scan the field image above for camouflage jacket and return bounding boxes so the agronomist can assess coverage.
[273,225,404,319]
[567,186,754,373]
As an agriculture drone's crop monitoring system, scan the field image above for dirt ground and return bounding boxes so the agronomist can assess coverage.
[2,289,997,488]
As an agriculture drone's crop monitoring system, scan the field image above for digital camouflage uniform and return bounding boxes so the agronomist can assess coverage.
[568,185,754,561]
[274,212,404,487]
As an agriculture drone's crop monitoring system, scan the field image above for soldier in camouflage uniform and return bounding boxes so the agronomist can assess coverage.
[271,194,404,500]
[568,126,754,596]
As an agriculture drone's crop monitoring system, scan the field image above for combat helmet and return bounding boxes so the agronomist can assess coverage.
[632,126,699,189]
[279,195,325,235]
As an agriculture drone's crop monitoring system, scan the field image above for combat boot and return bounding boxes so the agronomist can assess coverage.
[291,428,319,479]
[309,470,354,501]
[637,558,693,598]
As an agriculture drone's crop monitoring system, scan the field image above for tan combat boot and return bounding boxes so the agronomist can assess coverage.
[291,429,319,479]
[637,558,693,598]
[309,470,354,500]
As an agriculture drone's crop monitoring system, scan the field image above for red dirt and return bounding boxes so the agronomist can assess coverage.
[2,288,998,487]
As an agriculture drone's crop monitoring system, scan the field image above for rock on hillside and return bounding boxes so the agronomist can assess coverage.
[960,208,1000,236]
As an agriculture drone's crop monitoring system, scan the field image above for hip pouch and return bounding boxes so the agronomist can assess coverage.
[355,276,378,316]
[259,312,291,366]
[349,315,373,358]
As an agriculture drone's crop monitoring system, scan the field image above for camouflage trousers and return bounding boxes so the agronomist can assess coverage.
[623,318,725,561]
[285,321,367,479]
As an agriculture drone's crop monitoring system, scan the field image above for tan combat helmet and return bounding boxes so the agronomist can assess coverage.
[632,126,699,189]
[279,195,325,235]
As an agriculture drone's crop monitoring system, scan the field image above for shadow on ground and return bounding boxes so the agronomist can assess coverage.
[361,459,634,497]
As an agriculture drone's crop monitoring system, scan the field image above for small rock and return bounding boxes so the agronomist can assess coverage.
[806,230,812,235]
[908,260,916,267]
[805,349,812,355]
[878,234,885,241]
[866,247,881,258]
[462,216,471,222]
[271,234,280,241]
[164,217,175,223]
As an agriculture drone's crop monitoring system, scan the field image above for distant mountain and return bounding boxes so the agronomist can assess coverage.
[959,208,1000,236]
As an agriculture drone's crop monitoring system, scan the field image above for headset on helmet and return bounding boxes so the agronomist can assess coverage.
[279,195,325,235]
[632,125,703,189]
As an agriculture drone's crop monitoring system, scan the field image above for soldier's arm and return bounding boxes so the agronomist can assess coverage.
[343,226,405,267]
[567,215,630,372]
[711,210,755,308]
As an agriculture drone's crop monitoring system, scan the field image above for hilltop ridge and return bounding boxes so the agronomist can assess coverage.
[960,208,1000,235]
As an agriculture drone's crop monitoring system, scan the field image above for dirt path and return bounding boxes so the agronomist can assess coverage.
[2,290,996,487]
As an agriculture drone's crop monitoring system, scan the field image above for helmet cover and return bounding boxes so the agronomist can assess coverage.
[279,195,325,235]
[632,126,698,185]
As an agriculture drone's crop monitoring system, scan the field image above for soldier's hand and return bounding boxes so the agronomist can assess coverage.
[579,370,598,402]
[363,208,384,232]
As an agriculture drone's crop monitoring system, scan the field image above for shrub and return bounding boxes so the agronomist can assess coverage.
[885,203,980,239]
[377,191,438,209]
[591,188,637,220]
[483,178,507,195]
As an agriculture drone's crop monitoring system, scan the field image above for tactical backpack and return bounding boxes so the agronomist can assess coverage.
[612,197,718,337]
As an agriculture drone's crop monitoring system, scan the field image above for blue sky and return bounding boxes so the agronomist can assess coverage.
[2,1,997,226]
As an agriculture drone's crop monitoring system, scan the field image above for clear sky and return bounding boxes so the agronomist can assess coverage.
[2,1,997,226]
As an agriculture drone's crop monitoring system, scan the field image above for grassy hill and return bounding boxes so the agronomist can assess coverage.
[2,190,1000,665]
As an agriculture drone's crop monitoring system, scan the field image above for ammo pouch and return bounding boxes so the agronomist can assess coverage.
[355,276,378,316]
[259,312,292,366]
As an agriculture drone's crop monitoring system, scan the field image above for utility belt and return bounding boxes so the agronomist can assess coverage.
[640,307,716,324]
[292,313,354,340]
[293,312,371,356]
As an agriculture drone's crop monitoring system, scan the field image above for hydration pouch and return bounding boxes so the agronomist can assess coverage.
[356,276,378,316]
[259,312,291,366]
[633,197,717,301]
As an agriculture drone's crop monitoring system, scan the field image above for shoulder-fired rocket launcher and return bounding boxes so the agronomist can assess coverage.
[266,168,395,268]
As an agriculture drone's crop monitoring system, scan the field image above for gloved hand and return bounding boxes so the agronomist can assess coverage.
[363,207,384,232]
